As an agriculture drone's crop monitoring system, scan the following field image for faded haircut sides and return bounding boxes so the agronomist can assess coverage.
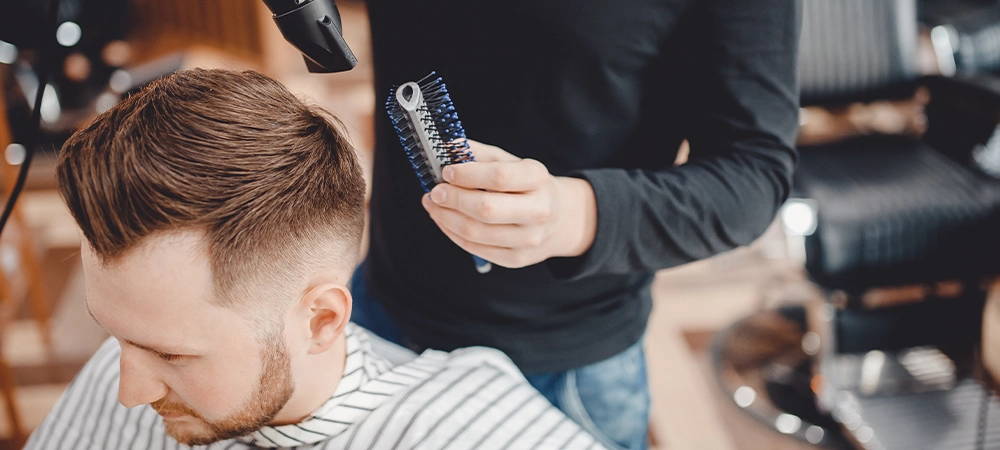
[57,68,365,311]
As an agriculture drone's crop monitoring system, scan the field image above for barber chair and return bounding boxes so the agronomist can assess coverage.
[712,1,1000,448]
[919,0,1000,76]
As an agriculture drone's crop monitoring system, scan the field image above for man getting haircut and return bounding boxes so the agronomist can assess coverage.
[25,68,604,450]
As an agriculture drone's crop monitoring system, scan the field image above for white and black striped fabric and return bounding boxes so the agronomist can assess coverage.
[25,324,604,450]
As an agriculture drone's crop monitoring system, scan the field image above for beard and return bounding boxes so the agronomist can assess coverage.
[151,335,295,446]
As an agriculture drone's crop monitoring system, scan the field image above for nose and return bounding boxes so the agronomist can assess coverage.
[117,346,169,408]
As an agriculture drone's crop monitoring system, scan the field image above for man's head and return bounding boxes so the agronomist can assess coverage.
[58,68,365,445]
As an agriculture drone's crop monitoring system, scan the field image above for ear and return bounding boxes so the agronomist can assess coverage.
[300,283,352,355]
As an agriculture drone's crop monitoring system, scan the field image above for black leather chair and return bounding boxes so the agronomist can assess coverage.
[919,0,1000,76]
[796,0,1000,355]
[714,1,1000,448]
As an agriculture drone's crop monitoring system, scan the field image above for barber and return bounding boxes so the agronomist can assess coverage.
[353,1,802,449]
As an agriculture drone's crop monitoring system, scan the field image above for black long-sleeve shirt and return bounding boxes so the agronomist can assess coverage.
[365,0,801,373]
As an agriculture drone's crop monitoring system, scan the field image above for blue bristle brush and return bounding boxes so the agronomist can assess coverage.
[386,72,492,274]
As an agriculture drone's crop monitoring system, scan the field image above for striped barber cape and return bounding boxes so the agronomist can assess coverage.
[25,324,604,450]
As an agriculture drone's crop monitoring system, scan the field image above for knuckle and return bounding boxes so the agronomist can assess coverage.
[476,200,496,221]
[525,232,544,248]
[496,256,517,269]
[534,204,552,223]
[458,221,480,241]
[492,166,513,187]
[511,253,533,268]
[525,159,548,179]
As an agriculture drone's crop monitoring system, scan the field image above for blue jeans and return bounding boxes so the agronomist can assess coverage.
[349,264,650,450]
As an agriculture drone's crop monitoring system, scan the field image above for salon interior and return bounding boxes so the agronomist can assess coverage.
[3,0,1000,449]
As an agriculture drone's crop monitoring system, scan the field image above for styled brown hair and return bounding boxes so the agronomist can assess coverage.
[57,68,365,309]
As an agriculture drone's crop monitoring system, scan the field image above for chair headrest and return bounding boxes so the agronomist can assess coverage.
[799,0,919,105]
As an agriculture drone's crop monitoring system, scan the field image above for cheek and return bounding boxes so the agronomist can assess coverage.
[170,360,261,420]
[286,338,309,380]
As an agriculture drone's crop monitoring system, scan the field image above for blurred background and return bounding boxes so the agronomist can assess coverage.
[4,0,1000,449]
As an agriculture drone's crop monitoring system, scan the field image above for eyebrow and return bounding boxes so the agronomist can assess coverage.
[85,301,185,357]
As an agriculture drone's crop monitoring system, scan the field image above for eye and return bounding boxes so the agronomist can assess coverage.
[159,353,185,362]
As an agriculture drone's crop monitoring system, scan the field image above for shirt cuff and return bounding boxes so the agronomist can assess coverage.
[546,168,633,280]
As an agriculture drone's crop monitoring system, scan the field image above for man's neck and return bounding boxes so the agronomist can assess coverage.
[269,333,348,425]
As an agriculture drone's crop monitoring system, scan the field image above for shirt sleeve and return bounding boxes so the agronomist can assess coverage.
[549,0,801,279]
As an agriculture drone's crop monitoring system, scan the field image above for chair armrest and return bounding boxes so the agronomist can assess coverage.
[922,75,1000,161]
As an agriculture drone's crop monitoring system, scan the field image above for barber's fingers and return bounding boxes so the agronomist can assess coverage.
[465,140,521,162]
[430,216,541,270]
[427,185,551,225]
[422,196,544,248]
[442,139,549,192]
[442,158,549,192]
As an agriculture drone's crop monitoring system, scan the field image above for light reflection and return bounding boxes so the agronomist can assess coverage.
[733,386,756,408]
[801,331,821,355]
[96,92,118,113]
[56,21,82,47]
[805,425,825,444]
[0,40,17,64]
[856,425,875,443]
[40,84,61,123]
[775,413,802,434]
[5,143,25,166]
[109,69,132,94]
[780,200,817,236]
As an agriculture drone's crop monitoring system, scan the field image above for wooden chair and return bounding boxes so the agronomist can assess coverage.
[0,70,58,447]
[0,76,52,353]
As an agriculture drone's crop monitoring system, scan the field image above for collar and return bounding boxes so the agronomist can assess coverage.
[238,324,395,448]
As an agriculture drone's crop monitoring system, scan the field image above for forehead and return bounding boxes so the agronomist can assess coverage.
[81,231,251,350]
[82,230,214,303]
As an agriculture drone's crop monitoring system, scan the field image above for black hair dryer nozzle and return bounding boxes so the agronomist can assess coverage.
[263,0,358,73]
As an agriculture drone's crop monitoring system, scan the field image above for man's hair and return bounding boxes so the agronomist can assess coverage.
[57,68,365,309]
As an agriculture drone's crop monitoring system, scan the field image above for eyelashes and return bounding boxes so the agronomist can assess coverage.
[158,352,185,362]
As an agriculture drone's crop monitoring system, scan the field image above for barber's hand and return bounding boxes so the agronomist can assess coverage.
[421,140,597,269]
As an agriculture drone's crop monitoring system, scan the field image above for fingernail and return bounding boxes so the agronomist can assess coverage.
[431,186,447,203]
[442,166,455,182]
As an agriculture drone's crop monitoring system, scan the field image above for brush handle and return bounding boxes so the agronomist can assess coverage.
[389,77,490,274]
[472,255,492,274]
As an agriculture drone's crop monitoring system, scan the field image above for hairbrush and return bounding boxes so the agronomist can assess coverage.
[386,72,492,274]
